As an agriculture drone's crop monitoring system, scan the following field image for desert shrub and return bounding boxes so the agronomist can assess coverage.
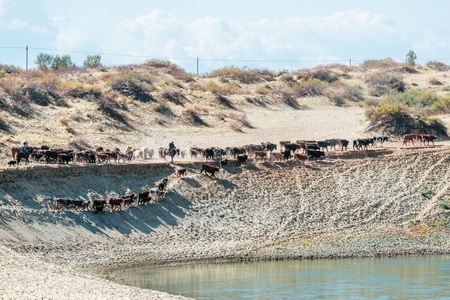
[96,96,129,125]
[0,115,10,132]
[144,59,194,82]
[428,77,442,85]
[326,83,364,105]
[0,64,22,75]
[366,103,413,135]
[365,71,405,96]
[430,96,450,113]
[161,89,185,106]
[214,94,236,109]
[294,78,326,97]
[68,138,92,150]
[366,103,448,137]
[24,84,68,107]
[182,109,208,126]
[200,80,242,95]
[360,58,399,69]
[60,81,102,99]
[145,59,177,69]
[281,93,301,109]
[296,68,339,83]
[229,113,253,131]
[255,85,271,95]
[110,74,154,102]
[386,90,438,109]
[426,61,449,71]
[152,103,175,117]
[207,66,262,84]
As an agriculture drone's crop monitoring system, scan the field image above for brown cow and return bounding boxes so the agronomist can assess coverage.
[253,150,268,160]
[108,197,124,210]
[419,134,437,145]
[270,152,283,161]
[294,153,308,163]
[403,134,416,146]
[176,168,187,177]
[201,164,219,176]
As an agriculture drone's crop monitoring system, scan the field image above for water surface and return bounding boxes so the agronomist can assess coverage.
[121,255,450,299]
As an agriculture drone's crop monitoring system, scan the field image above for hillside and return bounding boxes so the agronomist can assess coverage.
[1,60,450,299]
[1,59,450,163]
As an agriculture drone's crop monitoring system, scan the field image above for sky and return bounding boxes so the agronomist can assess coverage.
[0,0,449,74]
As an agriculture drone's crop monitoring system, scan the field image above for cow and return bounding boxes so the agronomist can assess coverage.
[176,168,187,177]
[420,134,437,145]
[108,197,124,210]
[137,191,151,205]
[270,152,284,161]
[201,164,220,176]
[284,143,301,153]
[403,134,416,146]
[16,152,29,165]
[231,147,246,159]
[282,149,292,161]
[294,153,308,163]
[253,150,268,160]
[53,198,72,210]
[122,194,135,206]
[92,199,107,213]
[325,139,339,150]
[236,154,248,166]
[262,142,277,152]
[204,148,215,160]
[58,152,73,164]
[373,136,388,147]
[338,139,349,151]
[317,141,329,151]
[307,150,326,160]
[44,150,60,164]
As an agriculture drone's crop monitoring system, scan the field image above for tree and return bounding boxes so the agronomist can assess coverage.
[83,54,102,68]
[406,50,417,66]
[35,53,54,70]
[51,55,75,70]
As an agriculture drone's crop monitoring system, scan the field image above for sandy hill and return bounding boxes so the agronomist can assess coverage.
[1,60,450,299]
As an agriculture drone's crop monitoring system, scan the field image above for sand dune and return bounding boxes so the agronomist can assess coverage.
[1,105,450,299]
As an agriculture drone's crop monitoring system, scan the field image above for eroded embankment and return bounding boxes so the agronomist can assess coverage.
[1,149,450,276]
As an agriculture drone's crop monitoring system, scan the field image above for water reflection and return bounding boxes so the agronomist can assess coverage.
[121,255,450,299]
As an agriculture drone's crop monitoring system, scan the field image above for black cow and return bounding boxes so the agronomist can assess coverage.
[236,154,248,166]
[317,141,329,151]
[205,148,215,160]
[282,149,292,160]
[201,164,219,176]
[44,150,59,164]
[338,139,349,151]
[92,199,107,213]
[307,150,325,160]
[262,142,277,152]
[284,143,301,153]
[231,147,246,159]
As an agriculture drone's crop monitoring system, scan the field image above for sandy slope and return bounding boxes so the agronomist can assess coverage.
[1,105,450,299]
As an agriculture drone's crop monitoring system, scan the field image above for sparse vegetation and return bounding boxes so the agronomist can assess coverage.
[0,58,449,153]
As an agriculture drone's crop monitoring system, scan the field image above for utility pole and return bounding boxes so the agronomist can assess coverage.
[26,45,28,71]
[196,57,199,76]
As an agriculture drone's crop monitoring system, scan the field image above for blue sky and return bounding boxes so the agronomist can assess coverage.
[1,0,449,74]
